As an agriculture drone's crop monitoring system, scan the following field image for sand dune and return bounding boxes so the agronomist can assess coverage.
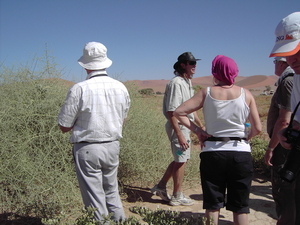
[59,74,278,96]
[127,75,278,95]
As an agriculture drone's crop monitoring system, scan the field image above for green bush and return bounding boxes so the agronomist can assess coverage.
[120,85,201,188]
[138,88,154,95]
[120,93,171,186]
[251,136,271,176]
[0,55,83,223]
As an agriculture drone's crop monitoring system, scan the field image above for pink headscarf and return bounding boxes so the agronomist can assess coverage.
[211,55,239,85]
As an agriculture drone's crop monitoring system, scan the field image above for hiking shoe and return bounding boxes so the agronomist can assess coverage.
[151,184,171,202]
[169,193,194,206]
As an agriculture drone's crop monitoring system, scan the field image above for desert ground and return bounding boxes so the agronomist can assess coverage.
[122,172,277,225]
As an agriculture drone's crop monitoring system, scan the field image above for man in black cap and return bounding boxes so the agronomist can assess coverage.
[151,52,203,206]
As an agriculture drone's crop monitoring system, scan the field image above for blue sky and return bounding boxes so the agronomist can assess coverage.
[0,1,298,82]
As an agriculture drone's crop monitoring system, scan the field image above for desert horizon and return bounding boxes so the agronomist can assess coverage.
[126,74,278,96]
[59,74,278,97]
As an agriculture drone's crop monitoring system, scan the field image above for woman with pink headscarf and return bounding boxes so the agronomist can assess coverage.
[174,55,262,225]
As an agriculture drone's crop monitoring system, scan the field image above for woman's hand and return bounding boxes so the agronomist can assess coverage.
[195,127,211,148]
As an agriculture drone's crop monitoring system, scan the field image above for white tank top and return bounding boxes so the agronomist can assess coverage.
[202,87,251,152]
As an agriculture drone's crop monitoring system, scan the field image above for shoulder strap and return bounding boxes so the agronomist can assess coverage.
[241,87,246,100]
[89,74,108,79]
[241,87,245,95]
[284,73,294,78]
[207,87,211,94]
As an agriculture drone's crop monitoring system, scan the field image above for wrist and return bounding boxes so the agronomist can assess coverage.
[266,147,274,151]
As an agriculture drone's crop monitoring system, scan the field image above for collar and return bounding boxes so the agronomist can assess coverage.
[175,72,192,81]
[275,66,294,86]
[86,70,108,80]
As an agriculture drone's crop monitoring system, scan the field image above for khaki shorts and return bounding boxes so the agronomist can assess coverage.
[165,122,191,163]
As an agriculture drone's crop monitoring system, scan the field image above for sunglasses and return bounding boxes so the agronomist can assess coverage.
[273,59,285,64]
[188,61,197,65]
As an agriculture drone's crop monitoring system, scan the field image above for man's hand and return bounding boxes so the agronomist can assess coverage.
[178,135,189,150]
[278,128,292,149]
[264,149,273,166]
[59,125,73,133]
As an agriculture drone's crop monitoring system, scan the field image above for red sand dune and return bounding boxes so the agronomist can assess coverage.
[128,75,278,95]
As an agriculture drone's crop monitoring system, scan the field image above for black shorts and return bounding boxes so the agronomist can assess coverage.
[200,151,253,213]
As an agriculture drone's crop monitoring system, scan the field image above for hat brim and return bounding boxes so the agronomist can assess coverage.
[184,59,201,62]
[270,40,300,57]
[78,56,112,70]
[173,59,201,69]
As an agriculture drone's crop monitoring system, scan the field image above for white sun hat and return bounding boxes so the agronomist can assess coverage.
[270,12,300,57]
[78,42,112,70]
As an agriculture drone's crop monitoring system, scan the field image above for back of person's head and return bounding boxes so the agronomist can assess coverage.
[173,63,186,75]
[78,42,112,70]
[211,55,239,85]
[270,12,300,57]
[173,52,200,75]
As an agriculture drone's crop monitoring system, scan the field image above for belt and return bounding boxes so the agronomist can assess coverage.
[77,141,113,144]
[205,137,246,142]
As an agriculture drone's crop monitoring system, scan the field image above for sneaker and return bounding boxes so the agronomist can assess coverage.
[169,193,194,206]
[151,184,171,202]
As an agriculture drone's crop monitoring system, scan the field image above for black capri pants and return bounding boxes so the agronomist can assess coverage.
[200,151,253,213]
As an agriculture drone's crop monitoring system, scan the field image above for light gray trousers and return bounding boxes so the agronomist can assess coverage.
[73,141,125,222]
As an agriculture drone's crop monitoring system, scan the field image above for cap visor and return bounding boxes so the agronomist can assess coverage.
[270,41,300,57]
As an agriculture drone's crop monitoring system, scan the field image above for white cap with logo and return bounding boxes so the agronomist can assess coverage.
[270,12,300,57]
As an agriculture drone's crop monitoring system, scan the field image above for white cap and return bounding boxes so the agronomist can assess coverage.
[270,12,300,57]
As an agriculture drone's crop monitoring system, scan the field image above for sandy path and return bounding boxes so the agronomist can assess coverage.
[122,173,277,224]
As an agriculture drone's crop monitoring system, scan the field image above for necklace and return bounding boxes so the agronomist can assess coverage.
[215,84,234,89]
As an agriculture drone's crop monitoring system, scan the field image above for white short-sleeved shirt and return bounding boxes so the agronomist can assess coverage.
[163,76,194,121]
[58,73,130,143]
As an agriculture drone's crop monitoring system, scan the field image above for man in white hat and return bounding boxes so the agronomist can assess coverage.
[270,12,300,225]
[58,42,130,222]
[264,56,294,225]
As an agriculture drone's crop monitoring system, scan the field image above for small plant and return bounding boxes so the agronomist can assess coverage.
[75,207,98,225]
[75,207,141,225]
[138,88,154,95]
[193,85,204,92]
[129,206,212,225]
[265,85,272,92]
[251,136,271,176]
